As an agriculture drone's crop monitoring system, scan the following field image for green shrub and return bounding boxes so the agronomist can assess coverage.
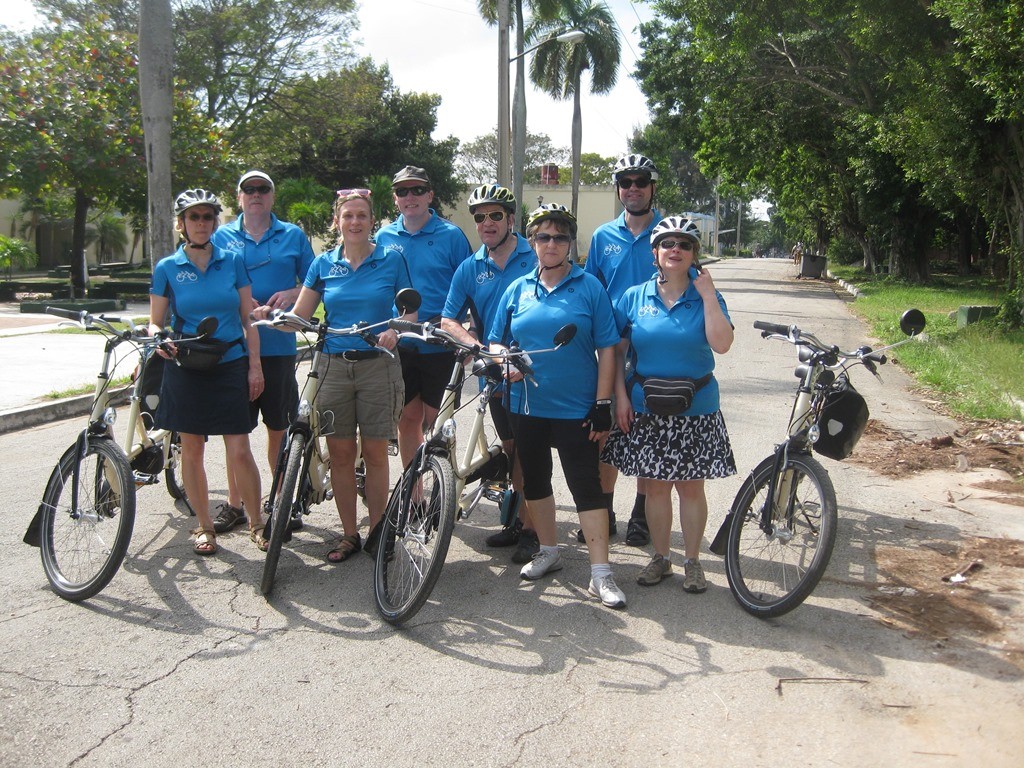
[0,236,38,276]
[827,236,862,266]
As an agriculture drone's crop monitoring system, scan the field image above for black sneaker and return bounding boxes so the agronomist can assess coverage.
[486,519,522,547]
[625,516,650,547]
[510,529,540,564]
[212,502,246,533]
[575,511,616,543]
[288,511,304,532]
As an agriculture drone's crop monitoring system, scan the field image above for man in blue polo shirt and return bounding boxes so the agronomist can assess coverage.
[441,184,538,563]
[376,165,473,471]
[210,170,315,532]
[584,154,665,547]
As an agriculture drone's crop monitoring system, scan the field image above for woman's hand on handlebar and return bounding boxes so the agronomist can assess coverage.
[148,323,176,359]
[377,327,399,351]
[489,344,523,382]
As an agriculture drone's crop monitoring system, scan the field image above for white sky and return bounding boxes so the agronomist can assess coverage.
[3,0,655,158]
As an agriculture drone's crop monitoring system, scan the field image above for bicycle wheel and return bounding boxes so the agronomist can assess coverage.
[374,453,457,624]
[39,438,136,601]
[261,433,307,596]
[724,452,837,618]
[164,431,187,501]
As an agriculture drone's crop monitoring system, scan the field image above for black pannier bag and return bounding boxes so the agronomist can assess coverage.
[813,377,869,460]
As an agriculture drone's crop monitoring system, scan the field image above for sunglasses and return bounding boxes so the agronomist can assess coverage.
[534,233,572,245]
[618,177,652,190]
[394,185,430,198]
[337,188,371,198]
[241,185,272,195]
[473,211,507,224]
[657,238,695,251]
[186,212,217,222]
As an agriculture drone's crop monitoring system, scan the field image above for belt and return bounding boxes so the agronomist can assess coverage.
[333,349,385,362]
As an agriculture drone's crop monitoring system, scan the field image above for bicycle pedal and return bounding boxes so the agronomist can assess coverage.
[482,487,504,504]
[133,472,159,486]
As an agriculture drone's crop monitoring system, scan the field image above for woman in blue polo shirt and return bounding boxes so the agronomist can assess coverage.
[149,189,266,557]
[487,204,628,610]
[278,190,412,564]
[601,216,737,595]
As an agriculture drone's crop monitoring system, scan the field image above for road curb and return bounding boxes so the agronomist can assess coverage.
[0,386,130,435]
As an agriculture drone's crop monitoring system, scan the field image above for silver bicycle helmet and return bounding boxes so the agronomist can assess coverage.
[612,154,660,183]
[174,188,222,217]
[468,184,517,213]
[527,203,578,238]
[651,216,701,249]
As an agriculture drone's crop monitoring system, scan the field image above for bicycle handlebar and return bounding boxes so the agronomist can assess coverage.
[253,310,394,355]
[753,317,919,371]
[388,318,537,377]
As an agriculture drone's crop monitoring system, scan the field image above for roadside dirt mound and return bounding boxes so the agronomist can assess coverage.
[850,419,1024,504]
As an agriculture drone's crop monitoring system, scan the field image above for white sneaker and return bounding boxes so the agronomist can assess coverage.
[519,548,563,580]
[588,574,627,609]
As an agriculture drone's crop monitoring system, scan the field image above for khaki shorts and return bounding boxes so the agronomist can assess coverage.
[315,354,405,440]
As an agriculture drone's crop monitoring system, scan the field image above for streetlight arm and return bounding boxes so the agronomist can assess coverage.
[510,29,585,62]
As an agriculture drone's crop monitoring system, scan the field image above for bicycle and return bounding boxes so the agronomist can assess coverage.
[372,318,577,625]
[709,309,927,618]
[252,289,420,596]
[23,307,210,601]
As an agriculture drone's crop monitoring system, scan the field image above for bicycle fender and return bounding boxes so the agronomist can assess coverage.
[23,508,43,547]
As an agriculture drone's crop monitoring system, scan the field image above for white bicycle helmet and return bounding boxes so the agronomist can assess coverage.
[527,203,578,238]
[468,184,517,213]
[612,154,659,183]
[174,188,222,217]
[651,216,701,249]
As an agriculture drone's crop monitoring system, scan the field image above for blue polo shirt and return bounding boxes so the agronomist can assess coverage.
[150,244,250,364]
[614,272,732,416]
[585,210,664,302]
[211,213,315,357]
[443,234,536,339]
[303,243,412,354]
[487,265,619,420]
[376,210,472,354]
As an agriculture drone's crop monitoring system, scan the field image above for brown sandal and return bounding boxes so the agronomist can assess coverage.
[326,533,362,563]
[192,527,217,556]
[249,523,269,552]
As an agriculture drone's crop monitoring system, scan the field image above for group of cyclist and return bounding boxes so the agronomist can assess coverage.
[149,154,736,611]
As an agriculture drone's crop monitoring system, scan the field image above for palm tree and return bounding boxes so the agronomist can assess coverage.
[528,0,620,218]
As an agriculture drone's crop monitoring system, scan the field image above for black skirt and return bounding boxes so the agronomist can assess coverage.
[155,357,257,436]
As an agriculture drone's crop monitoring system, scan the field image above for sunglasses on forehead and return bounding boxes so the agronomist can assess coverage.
[394,185,430,198]
[473,211,506,223]
[336,188,371,199]
[241,185,272,195]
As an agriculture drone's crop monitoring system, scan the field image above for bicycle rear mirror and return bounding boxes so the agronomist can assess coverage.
[553,323,577,347]
[196,316,219,338]
[395,288,421,314]
[899,309,926,337]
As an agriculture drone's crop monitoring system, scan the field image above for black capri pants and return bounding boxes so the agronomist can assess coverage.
[508,412,606,512]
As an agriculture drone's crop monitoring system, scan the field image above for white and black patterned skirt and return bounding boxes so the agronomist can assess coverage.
[600,410,737,482]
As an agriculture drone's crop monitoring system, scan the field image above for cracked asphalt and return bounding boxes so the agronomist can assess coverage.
[1,260,1021,767]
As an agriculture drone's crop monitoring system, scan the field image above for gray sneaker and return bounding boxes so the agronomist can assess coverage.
[682,559,707,593]
[636,554,673,586]
[519,548,563,580]
[588,574,627,609]
[212,502,246,533]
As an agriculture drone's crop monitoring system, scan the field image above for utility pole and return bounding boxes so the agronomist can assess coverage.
[497,0,511,188]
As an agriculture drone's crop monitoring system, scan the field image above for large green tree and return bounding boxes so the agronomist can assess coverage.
[456,130,568,185]
[528,0,620,217]
[0,21,233,294]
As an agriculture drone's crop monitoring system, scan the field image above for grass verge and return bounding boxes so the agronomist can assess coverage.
[829,265,1023,421]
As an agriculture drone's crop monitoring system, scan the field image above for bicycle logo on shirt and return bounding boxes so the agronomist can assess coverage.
[637,305,660,317]
[329,264,350,277]
[175,270,198,283]
[603,244,623,256]
[476,270,494,284]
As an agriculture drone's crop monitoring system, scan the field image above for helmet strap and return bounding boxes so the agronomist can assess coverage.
[488,228,513,254]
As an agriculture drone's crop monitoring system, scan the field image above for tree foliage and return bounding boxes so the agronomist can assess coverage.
[456,130,569,184]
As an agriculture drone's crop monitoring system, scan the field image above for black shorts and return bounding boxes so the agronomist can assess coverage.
[398,347,457,409]
[508,412,605,512]
[488,393,514,442]
[155,357,257,436]
[249,355,298,431]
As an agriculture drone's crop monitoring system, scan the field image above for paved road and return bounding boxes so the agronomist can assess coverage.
[1,260,1020,767]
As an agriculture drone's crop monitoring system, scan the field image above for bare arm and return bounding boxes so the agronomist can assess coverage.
[694,269,734,353]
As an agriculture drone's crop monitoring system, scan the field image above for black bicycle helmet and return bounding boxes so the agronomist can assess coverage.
[612,154,659,183]
[527,203,578,238]
[174,189,222,217]
[651,216,701,250]
[468,184,517,214]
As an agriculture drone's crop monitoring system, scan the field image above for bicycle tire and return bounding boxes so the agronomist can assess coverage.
[373,453,457,624]
[39,438,136,601]
[261,433,306,596]
[164,431,187,502]
[724,452,837,618]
